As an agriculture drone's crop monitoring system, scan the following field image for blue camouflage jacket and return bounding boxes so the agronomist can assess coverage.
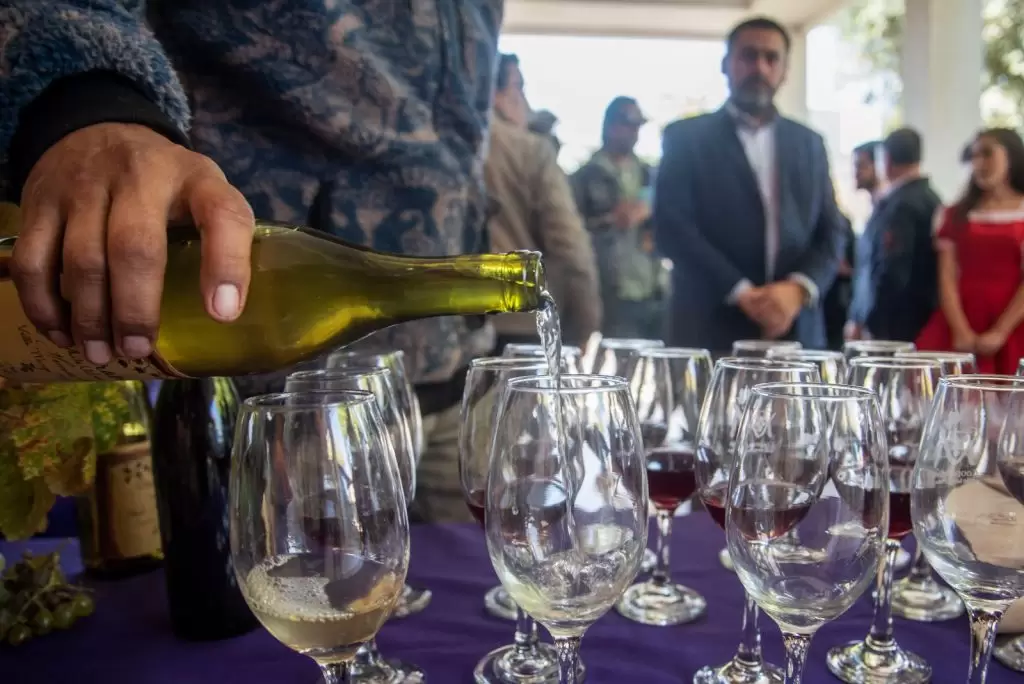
[0,0,503,386]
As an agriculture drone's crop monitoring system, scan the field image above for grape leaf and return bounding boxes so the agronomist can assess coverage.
[0,444,54,540]
[87,383,134,454]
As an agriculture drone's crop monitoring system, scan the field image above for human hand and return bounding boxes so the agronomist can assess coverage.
[12,123,254,366]
[759,281,806,339]
[951,327,979,353]
[976,328,1008,356]
[843,321,863,341]
[736,286,771,325]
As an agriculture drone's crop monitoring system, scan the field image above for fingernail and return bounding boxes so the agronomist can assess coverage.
[47,330,72,348]
[121,335,152,359]
[84,340,112,366]
[213,284,241,320]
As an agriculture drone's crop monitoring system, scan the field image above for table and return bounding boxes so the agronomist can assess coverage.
[1,515,1014,683]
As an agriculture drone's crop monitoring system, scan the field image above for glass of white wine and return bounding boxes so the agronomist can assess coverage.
[486,374,649,684]
[230,390,410,684]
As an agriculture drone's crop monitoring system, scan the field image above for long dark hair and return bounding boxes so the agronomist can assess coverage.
[951,127,1024,222]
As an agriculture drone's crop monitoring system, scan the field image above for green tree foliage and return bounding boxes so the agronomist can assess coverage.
[838,0,1024,127]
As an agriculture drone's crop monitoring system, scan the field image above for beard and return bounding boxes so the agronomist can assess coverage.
[732,79,776,114]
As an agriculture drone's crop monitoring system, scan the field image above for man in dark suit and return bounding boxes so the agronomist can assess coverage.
[847,128,942,341]
[654,17,843,350]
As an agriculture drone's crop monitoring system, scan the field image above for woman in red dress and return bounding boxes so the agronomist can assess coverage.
[916,128,1024,374]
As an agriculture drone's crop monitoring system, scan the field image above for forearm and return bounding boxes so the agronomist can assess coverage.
[938,255,972,333]
[0,1,190,198]
[993,284,1024,335]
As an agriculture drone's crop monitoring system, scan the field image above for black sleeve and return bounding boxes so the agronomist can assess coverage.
[7,70,191,202]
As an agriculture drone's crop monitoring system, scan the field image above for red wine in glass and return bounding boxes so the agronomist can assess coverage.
[729,482,815,541]
[647,447,697,511]
[999,459,1024,505]
[465,489,486,528]
[888,464,914,540]
[701,482,729,530]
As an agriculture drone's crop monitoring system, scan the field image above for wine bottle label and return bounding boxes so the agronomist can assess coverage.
[0,283,187,382]
[95,441,163,561]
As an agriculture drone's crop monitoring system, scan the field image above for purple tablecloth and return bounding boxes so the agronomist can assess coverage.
[0,515,1014,683]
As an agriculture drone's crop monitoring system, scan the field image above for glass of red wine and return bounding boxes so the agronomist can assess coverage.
[727,383,888,684]
[731,340,802,358]
[230,390,410,684]
[826,356,941,684]
[765,348,848,385]
[889,351,975,623]
[914,375,1024,683]
[615,347,712,626]
[694,357,820,684]
[841,339,915,360]
[457,357,567,684]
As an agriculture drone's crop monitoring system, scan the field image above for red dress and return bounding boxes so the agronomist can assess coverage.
[916,206,1024,374]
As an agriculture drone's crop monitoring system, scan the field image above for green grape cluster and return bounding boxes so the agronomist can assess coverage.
[0,550,94,646]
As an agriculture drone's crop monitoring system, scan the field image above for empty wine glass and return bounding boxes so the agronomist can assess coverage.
[913,375,1024,683]
[617,347,712,626]
[230,391,410,684]
[285,368,422,684]
[503,343,583,374]
[765,349,847,385]
[695,357,820,684]
[997,350,1024,671]
[459,357,571,684]
[728,383,888,684]
[326,349,431,618]
[842,339,915,360]
[826,356,941,684]
[731,340,802,358]
[487,375,649,684]
[887,351,976,623]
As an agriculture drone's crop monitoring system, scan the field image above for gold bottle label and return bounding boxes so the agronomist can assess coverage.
[94,441,163,561]
[0,280,185,382]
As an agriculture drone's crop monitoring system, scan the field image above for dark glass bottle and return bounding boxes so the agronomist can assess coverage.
[150,377,258,641]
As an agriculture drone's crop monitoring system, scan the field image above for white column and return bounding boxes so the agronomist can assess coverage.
[901,0,983,201]
[777,26,809,122]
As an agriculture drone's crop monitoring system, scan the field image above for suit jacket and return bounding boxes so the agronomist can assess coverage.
[654,108,843,350]
[848,177,941,341]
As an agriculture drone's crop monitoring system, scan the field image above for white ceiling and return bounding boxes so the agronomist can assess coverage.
[504,0,849,38]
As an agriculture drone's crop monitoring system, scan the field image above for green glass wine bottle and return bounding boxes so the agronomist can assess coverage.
[0,204,544,383]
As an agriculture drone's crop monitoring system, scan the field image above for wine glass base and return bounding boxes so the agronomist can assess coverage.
[826,638,931,684]
[346,657,426,684]
[641,547,657,574]
[473,642,582,684]
[770,541,828,564]
[890,576,964,622]
[995,635,1024,672]
[392,583,432,618]
[692,657,784,684]
[718,547,735,572]
[484,584,518,621]
[615,580,707,626]
[893,547,912,573]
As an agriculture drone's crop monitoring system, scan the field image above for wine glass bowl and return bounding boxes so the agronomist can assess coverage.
[731,340,802,358]
[591,337,664,377]
[486,374,649,684]
[694,357,820,684]
[765,349,848,385]
[727,383,888,684]
[229,391,410,683]
[617,347,712,626]
[842,340,915,360]
[894,350,977,376]
[913,374,1024,683]
[503,343,584,374]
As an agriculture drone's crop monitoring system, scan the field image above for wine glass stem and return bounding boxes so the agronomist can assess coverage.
[319,663,350,683]
[908,543,930,582]
[736,591,765,665]
[651,509,673,585]
[513,605,540,651]
[781,632,813,684]
[965,603,1005,684]
[868,539,900,643]
[554,636,582,684]
[355,638,382,665]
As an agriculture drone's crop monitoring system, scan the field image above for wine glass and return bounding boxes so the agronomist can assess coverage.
[694,357,820,684]
[913,375,1024,683]
[591,337,664,572]
[616,347,712,626]
[230,391,410,684]
[503,343,583,374]
[842,339,915,359]
[325,350,431,617]
[826,356,941,684]
[996,364,1024,671]
[728,383,888,684]
[486,374,649,684]
[887,351,975,623]
[285,368,422,684]
[765,349,848,385]
[459,357,572,684]
[731,340,802,358]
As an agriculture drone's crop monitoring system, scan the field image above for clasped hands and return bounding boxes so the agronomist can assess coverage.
[736,281,806,340]
[952,325,1009,356]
